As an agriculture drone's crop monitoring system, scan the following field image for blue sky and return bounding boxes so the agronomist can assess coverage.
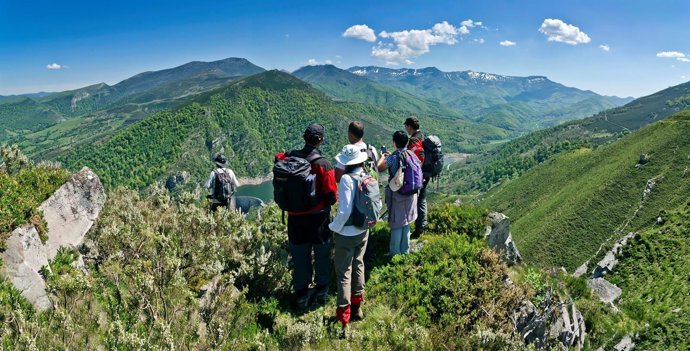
[1,0,689,97]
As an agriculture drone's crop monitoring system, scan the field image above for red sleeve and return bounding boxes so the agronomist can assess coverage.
[408,141,425,163]
[314,163,337,207]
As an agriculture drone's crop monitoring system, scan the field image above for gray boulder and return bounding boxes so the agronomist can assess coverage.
[1,225,52,311]
[485,212,522,265]
[593,232,637,278]
[40,167,105,258]
[513,293,586,350]
[614,335,635,351]
[587,278,622,311]
[0,167,105,311]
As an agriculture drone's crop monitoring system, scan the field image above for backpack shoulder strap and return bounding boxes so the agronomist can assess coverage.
[305,152,323,164]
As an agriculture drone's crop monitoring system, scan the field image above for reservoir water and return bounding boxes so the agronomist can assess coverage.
[236,181,273,203]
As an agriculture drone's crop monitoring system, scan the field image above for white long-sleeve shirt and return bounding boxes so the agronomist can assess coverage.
[205,168,240,203]
[329,167,368,236]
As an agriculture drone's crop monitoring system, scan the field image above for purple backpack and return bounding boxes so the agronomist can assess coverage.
[397,150,423,195]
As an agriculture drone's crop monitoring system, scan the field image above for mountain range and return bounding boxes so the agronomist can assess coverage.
[347,66,632,131]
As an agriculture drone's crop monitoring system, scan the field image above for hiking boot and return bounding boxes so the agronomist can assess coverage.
[351,304,364,321]
[314,285,329,305]
[293,289,311,311]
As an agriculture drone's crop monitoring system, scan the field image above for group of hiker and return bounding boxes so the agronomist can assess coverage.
[205,117,443,329]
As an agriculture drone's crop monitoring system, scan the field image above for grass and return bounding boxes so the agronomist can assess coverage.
[482,109,690,270]
[607,202,690,349]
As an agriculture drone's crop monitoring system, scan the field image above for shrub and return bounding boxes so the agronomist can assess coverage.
[0,146,70,248]
[426,203,489,239]
[368,233,528,349]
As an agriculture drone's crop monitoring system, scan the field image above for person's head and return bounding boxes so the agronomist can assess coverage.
[404,116,420,135]
[303,123,325,147]
[335,144,367,173]
[214,154,228,168]
[392,130,409,149]
[347,121,364,144]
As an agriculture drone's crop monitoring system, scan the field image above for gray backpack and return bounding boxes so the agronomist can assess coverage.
[346,172,382,229]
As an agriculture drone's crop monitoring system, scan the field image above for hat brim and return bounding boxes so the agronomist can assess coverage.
[215,161,227,167]
[335,152,368,166]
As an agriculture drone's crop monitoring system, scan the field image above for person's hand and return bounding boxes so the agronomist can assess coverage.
[383,151,391,157]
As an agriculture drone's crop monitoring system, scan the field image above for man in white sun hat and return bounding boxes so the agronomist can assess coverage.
[329,144,372,328]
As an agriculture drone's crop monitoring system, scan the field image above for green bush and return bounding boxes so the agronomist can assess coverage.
[426,203,489,239]
[368,232,528,349]
[0,145,70,248]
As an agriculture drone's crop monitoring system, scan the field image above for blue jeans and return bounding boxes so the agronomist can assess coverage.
[389,225,410,255]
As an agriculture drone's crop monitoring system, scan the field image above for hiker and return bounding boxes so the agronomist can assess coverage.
[404,116,428,236]
[334,121,379,270]
[377,131,418,255]
[205,154,239,212]
[334,121,379,182]
[273,123,338,310]
[329,145,373,328]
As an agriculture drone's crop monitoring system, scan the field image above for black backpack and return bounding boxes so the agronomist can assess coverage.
[422,135,444,178]
[213,169,236,202]
[273,151,323,212]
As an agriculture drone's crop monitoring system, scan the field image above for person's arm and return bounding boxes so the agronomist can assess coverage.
[229,169,240,188]
[205,171,215,189]
[328,175,355,233]
[377,153,390,172]
[334,162,345,183]
[314,160,338,206]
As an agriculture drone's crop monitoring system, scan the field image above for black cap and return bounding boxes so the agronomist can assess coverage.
[304,123,325,142]
[214,154,227,166]
[404,116,419,128]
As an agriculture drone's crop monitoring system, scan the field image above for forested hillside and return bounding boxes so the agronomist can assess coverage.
[59,70,511,190]
[0,58,266,159]
[293,65,463,120]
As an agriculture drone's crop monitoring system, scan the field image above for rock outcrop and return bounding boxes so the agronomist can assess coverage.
[485,212,522,265]
[593,232,637,278]
[587,277,622,311]
[1,167,105,311]
[513,292,586,350]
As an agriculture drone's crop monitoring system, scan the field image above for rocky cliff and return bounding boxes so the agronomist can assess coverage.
[1,167,105,310]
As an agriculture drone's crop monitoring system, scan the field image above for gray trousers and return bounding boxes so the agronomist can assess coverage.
[416,178,429,229]
[334,231,368,307]
[289,241,332,296]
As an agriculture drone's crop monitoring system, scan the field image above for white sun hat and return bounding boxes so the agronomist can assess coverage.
[335,144,368,166]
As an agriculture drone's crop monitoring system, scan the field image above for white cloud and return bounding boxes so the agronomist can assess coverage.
[599,44,610,52]
[656,51,690,62]
[656,51,685,58]
[460,19,483,28]
[46,63,62,70]
[324,59,333,64]
[682,75,687,79]
[539,18,591,45]
[307,59,319,65]
[474,38,485,44]
[370,21,471,64]
[342,24,376,42]
[500,40,516,47]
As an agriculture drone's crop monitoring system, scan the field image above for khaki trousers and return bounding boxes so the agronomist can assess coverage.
[334,231,368,307]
